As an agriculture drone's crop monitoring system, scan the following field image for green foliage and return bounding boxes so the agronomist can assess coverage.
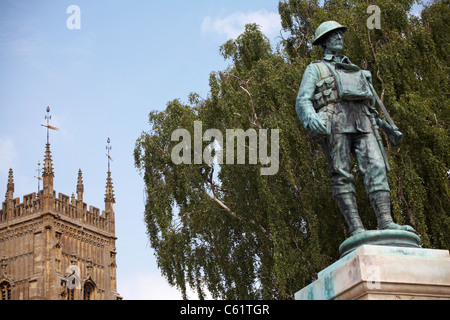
[135,0,450,299]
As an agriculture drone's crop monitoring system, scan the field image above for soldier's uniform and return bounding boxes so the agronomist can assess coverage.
[296,54,390,197]
[295,21,414,236]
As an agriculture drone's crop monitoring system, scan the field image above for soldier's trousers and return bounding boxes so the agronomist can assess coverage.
[320,131,390,197]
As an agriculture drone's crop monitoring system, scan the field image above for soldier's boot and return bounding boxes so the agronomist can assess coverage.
[369,191,416,233]
[336,193,366,236]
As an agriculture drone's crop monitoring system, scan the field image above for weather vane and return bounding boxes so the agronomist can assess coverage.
[106,137,113,172]
[34,160,42,193]
[41,106,59,144]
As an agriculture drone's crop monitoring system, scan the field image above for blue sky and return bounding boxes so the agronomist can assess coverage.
[0,0,428,299]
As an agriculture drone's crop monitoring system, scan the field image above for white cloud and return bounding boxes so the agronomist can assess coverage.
[0,136,17,174]
[201,9,281,40]
[118,272,182,300]
[117,270,213,300]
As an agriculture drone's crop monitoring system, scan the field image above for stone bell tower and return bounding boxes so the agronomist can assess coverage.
[0,107,121,300]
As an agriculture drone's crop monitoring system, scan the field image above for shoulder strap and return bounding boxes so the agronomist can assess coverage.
[315,61,333,80]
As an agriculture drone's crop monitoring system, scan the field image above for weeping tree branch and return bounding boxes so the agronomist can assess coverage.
[204,189,273,240]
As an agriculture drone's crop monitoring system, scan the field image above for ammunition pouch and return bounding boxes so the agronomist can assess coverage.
[314,79,339,110]
[313,62,339,110]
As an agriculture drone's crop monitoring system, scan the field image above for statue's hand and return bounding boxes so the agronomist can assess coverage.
[308,114,328,136]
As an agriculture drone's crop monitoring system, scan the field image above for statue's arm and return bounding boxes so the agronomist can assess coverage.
[295,64,327,134]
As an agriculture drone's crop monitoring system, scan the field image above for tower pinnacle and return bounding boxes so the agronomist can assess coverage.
[41,107,56,180]
[105,138,115,205]
[105,171,115,204]
[41,107,56,209]
[43,143,54,178]
[4,168,15,220]
[6,168,14,200]
[104,138,115,234]
[77,169,84,201]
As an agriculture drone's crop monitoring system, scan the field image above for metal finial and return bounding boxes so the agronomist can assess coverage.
[45,106,51,122]
[106,137,113,172]
[41,106,59,145]
[44,107,52,144]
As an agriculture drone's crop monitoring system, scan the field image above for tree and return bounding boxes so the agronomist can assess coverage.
[134,0,450,299]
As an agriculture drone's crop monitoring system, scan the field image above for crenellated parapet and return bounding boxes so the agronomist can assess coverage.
[0,190,114,235]
[1,143,116,236]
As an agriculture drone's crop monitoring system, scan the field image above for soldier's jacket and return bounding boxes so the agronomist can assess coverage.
[296,53,376,137]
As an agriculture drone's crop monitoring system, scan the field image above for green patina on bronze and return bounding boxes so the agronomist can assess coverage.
[295,21,418,248]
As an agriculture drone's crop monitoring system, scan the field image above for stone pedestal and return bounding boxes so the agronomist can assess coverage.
[295,245,450,300]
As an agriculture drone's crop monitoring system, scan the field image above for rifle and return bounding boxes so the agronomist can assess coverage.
[366,81,403,147]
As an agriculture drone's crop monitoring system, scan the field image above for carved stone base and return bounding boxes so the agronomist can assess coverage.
[295,245,450,300]
[339,229,421,258]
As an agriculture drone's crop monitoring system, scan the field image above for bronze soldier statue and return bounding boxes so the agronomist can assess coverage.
[296,21,415,236]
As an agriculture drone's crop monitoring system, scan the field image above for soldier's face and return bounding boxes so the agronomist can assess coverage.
[325,30,344,52]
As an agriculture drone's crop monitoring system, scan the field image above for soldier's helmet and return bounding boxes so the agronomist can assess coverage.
[312,21,348,46]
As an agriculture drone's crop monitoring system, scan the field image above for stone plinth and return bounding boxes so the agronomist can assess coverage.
[295,245,450,300]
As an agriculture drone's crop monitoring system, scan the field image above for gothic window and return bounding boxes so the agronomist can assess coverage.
[67,288,74,300]
[0,281,12,300]
[83,281,95,300]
